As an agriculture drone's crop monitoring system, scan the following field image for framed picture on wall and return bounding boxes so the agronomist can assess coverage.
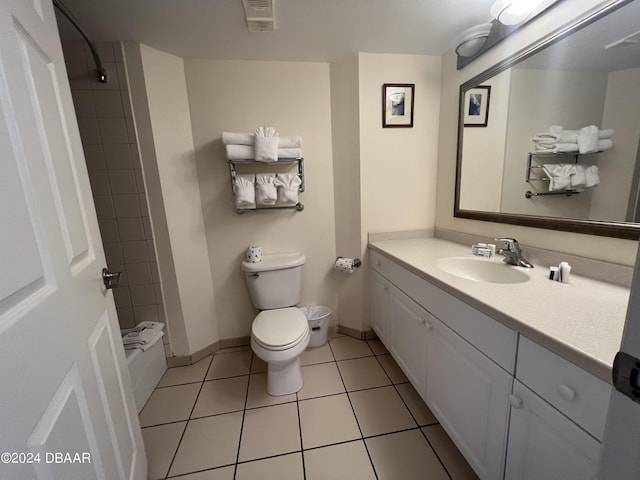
[382,83,415,128]
[463,85,491,127]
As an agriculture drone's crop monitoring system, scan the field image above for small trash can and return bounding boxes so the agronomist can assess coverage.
[299,305,331,348]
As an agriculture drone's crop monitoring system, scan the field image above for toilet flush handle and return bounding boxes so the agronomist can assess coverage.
[248,273,260,278]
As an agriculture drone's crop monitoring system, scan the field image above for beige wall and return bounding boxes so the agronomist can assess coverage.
[359,53,442,244]
[435,0,638,266]
[459,69,511,212]
[590,68,640,222]
[184,59,338,339]
[134,44,219,355]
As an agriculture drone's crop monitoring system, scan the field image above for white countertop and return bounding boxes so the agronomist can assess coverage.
[369,237,630,383]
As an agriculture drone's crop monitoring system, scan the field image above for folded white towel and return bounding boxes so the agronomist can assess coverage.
[124,330,164,351]
[577,125,600,154]
[122,321,164,345]
[225,144,303,161]
[534,143,579,154]
[585,165,600,187]
[234,174,256,209]
[533,133,558,146]
[542,164,576,191]
[571,165,587,189]
[222,131,302,148]
[255,127,279,163]
[255,173,277,205]
[274,173,302,205]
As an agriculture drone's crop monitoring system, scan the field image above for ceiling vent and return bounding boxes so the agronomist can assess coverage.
[243,0,275,32]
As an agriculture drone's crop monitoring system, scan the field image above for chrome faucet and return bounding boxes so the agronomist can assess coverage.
[494,238,534,268]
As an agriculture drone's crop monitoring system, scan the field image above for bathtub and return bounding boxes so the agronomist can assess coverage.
[125,339,167,413]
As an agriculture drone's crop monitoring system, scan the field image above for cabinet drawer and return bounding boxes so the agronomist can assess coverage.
[516,337,611,441]
[370,249,391,278]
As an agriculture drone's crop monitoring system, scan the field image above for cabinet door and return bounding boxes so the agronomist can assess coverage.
[370,270,390,343]
[505,381,600,480]
[388,286,429,397]
[426,317,511,480]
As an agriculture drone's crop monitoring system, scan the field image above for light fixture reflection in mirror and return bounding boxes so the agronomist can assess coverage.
[490,0,553,26]
[455,0,640,240]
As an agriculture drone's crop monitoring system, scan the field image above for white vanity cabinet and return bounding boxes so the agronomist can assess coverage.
[426,314,512,479]
[370,270,391,343]
[370,249,513,479]
[505,380,601,480]
[388,286,430,396]
[368,246,612,480]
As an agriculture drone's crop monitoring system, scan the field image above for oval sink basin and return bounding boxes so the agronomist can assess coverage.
[435,257,530,284]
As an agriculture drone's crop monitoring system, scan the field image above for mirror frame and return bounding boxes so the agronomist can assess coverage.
[454,0,640,240]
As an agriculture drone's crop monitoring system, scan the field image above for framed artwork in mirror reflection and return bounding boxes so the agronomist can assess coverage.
[382,83,414,128]
[464,85,491,127]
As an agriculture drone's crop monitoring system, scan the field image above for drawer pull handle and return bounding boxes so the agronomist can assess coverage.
[424,320,433,330]
[557,384,576,401]
[509,394,523,409]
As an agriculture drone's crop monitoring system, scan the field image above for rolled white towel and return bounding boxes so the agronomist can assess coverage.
[599,129,615,139]
[274,173,302,205]
[234,174,256,209]
[222,131,303,148]
[585,165,600,187]
[557,130,578,143]
[598,139,613,151]
[222,132,254,145]
[255,173,277,205]
[225,145,303,161]
[554,143,579,153]
[533,133,559,146]
[255,127,279,163]
[577,125,599,154]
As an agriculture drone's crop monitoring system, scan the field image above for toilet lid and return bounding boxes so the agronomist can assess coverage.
[252,308,308,349]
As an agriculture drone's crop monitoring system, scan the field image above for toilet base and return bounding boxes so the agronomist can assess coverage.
[251,329,310,397]
[267,357,303,396]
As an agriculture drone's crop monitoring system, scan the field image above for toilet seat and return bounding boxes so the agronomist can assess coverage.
[252,307,308,351]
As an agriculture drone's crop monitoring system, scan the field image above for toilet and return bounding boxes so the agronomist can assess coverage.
[242,252,310,396]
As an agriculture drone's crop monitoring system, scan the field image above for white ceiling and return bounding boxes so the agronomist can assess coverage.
[55,0,497,62]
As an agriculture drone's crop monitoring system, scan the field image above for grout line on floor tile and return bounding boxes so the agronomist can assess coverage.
[295,394,307,480]
[233,352,255,480]
[162,356,213,480]
[418,426,455,480]
[328,341,379,480]
[166,462,235,479]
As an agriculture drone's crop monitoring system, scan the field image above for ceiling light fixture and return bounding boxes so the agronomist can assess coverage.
[453,23,493,57]
[490,0,544,26]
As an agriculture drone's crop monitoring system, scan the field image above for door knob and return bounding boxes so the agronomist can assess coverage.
[509,394,523,409]
[102,268,122,289]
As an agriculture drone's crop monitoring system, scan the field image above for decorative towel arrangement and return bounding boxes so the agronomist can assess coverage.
[542,164,600,192]
[233,172,302,209]
[255,127,279,162]
[234,174,256,209]
[274,173,302,206]
[222,128,303,162]
[533,125,614,154]
[122,321,164,352]
[255,173,277,205]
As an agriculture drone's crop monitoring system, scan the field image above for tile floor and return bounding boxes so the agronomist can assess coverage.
[141,335,479,480]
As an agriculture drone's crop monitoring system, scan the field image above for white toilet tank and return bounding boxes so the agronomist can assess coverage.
[242,253,305,310]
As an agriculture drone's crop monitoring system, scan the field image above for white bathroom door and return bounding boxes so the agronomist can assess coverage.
[0,1,146,480]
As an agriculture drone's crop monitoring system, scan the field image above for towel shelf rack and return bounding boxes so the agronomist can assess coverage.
[228,157,305,213]
[524,151,600,199]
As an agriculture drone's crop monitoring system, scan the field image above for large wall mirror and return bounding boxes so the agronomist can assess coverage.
[455,0,640,240]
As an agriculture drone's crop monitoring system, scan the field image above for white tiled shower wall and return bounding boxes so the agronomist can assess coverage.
[62,40,171,358]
